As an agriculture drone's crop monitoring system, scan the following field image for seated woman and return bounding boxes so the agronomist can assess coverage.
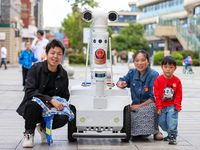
[117,50,163,140]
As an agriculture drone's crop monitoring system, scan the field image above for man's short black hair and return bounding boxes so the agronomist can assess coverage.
[161,56,176,67]
[46,39,65,54]
[37,30,44,36]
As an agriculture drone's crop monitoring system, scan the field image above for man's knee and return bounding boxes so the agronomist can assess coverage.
[25,101,42,116]
[52,115,68,129]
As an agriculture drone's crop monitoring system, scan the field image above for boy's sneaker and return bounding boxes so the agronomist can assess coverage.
[164,135,170,141]
[154,131,163,140]
[36,123,53,144]
[169,134,177,145]
[22,132,34,148]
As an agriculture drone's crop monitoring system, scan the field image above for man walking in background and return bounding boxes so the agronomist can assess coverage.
[0,44,7,70]
[31,30,49,62]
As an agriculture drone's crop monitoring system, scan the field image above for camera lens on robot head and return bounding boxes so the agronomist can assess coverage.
[82,10,93,22]
[108,11,118,22]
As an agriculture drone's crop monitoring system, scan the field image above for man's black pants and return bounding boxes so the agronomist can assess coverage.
[23,101,68,132]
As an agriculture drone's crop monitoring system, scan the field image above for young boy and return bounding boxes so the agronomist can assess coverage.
[153,56,182,145]
[19,41,37,90]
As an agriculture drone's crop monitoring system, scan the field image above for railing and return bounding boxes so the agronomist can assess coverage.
[156,17,200,52]
[192,15,200,25]
[137,4,184,20]
[144,29,155,36]
[157,17,177,26]
[176,20,200,51]
[189,19,200,41]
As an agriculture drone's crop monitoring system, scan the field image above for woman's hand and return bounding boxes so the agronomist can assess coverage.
[117,81,127,88]
[176,109,181,112]
[157,109,163,115]
[130,104,140,111]
[50,98,64,111]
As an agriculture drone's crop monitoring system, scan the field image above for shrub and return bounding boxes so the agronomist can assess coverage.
[176,60,182,66]
[68,54,88,64]
[193,59,200,66]
[180,50,199,59]
[153,51,164,65]
[171,51,183,60]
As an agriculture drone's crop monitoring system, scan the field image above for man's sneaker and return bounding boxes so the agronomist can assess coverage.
[169,134,177,145]
[164,135,170,141]
[22,132,34,148]
[154,131,163,140]
[36,123,53,144]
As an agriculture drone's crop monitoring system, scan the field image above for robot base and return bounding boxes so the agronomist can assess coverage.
[68,87,131,142]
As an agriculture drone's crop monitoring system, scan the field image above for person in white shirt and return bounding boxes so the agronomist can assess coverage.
[128,51,134,64]
[31,30,49,63]
[0,44,7,69]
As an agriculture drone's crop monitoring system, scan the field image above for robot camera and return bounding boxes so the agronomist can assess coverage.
[108,11,118,22]
[82,10,93,22]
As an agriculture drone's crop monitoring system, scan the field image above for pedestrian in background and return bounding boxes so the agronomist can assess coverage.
[31,30,49,63]
[121,49,127,63]
[127,50,134,64]
[0,44,7,70]
[19,41,37,91]
[111,48,117,65]
[154,56,182,145]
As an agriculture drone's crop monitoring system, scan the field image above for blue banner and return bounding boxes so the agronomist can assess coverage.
[55,33,62,41]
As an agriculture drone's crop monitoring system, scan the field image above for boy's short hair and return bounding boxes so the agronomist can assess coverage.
[25,41,30,45]
[46,39,65,54]
[161,56,176,67]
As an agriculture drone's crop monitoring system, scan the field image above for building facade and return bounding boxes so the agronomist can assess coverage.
[34,0,43,29]
[136,0,200,56]
[108,1,142,36]
[0,0,23,64]
[21,0,37,43]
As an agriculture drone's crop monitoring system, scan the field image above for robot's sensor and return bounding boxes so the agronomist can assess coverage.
[82,10,93,22]
[108,11,118,22]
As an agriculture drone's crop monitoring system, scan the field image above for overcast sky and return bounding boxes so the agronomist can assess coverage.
[43,0,132,27]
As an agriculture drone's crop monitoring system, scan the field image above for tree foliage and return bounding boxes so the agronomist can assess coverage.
[112,23,149,52]
[62,0,99,53]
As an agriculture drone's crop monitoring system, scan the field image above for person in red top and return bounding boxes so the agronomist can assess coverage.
[153,56,182,145]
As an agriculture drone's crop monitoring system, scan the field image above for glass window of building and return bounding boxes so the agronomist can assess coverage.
[194,6,200,15]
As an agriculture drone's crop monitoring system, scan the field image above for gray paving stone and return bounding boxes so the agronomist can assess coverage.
[1,64,200,149]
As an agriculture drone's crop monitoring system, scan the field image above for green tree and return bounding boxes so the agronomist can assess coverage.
[62,0,99,53]
[112,23,149,51]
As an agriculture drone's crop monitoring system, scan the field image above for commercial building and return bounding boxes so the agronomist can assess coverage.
[108,1,142,36]
[21,0,37,43]
[136,0,200,56]
[0,0,22,64]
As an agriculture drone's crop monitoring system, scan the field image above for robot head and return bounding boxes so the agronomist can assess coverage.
[82,10,118,22]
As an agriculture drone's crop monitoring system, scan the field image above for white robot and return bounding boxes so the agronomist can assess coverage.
[68,9,131,142]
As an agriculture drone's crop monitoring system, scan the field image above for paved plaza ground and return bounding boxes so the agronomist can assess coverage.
[0,62,200,150]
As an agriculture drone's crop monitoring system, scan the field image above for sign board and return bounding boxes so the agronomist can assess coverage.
[63,38,70,48]
[56,32,62,41]
[0,33,6,40]
[83,28,90,44]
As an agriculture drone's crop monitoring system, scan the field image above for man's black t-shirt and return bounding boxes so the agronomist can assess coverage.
[43,70,58,97]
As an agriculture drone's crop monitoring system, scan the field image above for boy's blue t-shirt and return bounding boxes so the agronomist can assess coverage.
[19,50,37,69]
